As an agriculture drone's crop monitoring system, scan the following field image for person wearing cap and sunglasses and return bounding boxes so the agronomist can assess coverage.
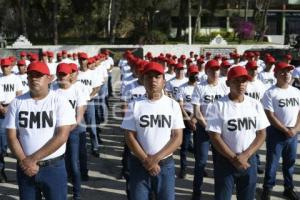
[176,64,199,179]
[261,62,300,200]
[190,59,229,199]
[121,62,184,200]
[4,61,76,199]
[0,58,23,182]
[51,63,87,200]
[206,66,269,200]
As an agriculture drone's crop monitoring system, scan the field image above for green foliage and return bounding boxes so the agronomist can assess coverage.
[144,30,168,44]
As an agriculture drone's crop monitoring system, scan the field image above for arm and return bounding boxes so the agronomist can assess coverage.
[16,90,22,97]
[290,111,300,135]
[265,109,296,137]
[90,86,100,98]
[193,104,207,127]
[179,100,196,130]
[125,130,147,162]
[71,105,86,131]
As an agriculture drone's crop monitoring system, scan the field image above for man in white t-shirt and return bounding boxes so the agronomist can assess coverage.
[165,63,188,98]
[0,58,23,182]
[52,63,87,200]
[17,60,29,94]
[191,59,229,199]
[258,56,276,89]
[4,61,76,199]
[206,66,269,200]
[121,62,184,200]
[261,62,300,200]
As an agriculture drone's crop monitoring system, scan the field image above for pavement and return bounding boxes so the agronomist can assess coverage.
[0,67,299,200]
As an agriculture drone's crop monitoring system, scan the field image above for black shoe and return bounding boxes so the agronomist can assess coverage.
[188,145,194,153]
[203,169,208,177]
[0,171,7,183]
[92,150,100,157]
[261,188,271,200]
[178,169,187,179]
[81,174,89,182]
[191,191,201,200]
[116,172,124,179]
[283,188,300,200]
[257,167,264,174]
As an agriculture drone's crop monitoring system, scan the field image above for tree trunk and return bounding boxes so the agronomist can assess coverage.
[193,0,203,42]
[258,0,271,41]
[110,0,122,44]
[18,0,27,37]
[176,0,187,39]
[52,0,58,45]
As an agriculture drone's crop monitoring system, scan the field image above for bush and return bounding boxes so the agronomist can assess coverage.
[144,30,168,44]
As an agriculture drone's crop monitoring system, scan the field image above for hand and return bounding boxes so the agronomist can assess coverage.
[148,164,161,176]
[231,154,250,170]
[186,120,196,131]
[285,128,297,138]
[19,156,39,177]
[143,155,160,171]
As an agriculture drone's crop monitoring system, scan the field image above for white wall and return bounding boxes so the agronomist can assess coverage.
[7,44,290,58]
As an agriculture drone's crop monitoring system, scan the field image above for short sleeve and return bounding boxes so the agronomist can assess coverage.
[191,85,201,105]
[56,96,76,127]
[176,87,184,101]
[262,90,274,112]
[121,103,136,131]
[171,100,185,129]
[3,99,18,129]
[205,103,222,134]
[15,77,23,92]
[76,87,87,107]
[292,68,300,78]
[256,102,270,130]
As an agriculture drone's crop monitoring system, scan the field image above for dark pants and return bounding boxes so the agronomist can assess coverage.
[0,118,7,172]
[263,125,298,189]
[108,74,113,97]
[129,155,175,200]
[79,131,88,177]
[193,123,210,194]
[17,159,67,200]
[66,128,83,200]
[214,152,257,200]
[180,126,193,170]
[84,100,99,151]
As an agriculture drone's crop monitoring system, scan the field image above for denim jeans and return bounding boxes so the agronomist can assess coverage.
[17,159,67,200]
[180,126,193,170]
[214,151,257,200]
[193,123,210,194]
[84,100,99,151]
[66,127,83,200]
[79,131,88,177]
[0,118,7,171]
[263,125,298,189]
[129,155,175,200]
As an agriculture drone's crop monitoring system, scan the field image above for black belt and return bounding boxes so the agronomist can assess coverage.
[37,154,65,167]
[158,156,173,166]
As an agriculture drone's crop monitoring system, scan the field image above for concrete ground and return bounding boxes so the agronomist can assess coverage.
[0,67,299,200]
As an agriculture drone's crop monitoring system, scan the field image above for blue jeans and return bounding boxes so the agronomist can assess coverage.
[193,123,210,194]
[129,155,175,200]
[66,127,82,200]
[79,131,88,177]
[17,159,67,200]
[0,118,7,171]
[263,125,298,189]
[214,152,257,200]
[84,100,99,151]
[180,126,193,170]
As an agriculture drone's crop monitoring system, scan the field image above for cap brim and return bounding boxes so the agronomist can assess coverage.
[228,74,252,81]
[143,69,164,75]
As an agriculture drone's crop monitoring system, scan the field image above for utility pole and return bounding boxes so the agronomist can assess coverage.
[244,0,249,21]
[188,0,192,45]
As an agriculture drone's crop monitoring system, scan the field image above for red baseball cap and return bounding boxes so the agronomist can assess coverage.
[20,51,27,57]
[180,54,186,60]
[197,58,205,64]
[87,57,95,65]
[42,52,48,56]
[57,52,62,57]
[221,60,231,68]
[232,53,240,59]
[69,63,78,72]
[205,60,220,70]
[254,51,260,56]
[17,60,26,66]
[47,51,54,58]
[1,58,12,67]
[265,56,276,64]
[245,61,258,70]
[274,61,294,73]
[284,54,292,60]
[27,62,50,75]
[30,54,39,62]
[175,63,184,70]
[227,66,252,81]
[206,52,211,56]
[186,58,193,64]
[79,52,88,60]
[142,62,164,75]
[188,65,199,74]
[247,52,255,58]
[62,50,67,55]
[136,60,148,73]
[57,63,72,74]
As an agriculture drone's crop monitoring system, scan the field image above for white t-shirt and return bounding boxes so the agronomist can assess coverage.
[121,75,137,97]
[77,69,100,98]
[165,77,188,98]
[17,73,29,94]
[4,91,76,160]
[165,73,176,82]
[262,85,300,127]
[0,73,23,104]
[191,80,229,116]
[121,80,146,103]
[121,95,185,155]
[258,70,276,89]
[176,83,196,113]
[245,79,266,101]
[206,95,269,154]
